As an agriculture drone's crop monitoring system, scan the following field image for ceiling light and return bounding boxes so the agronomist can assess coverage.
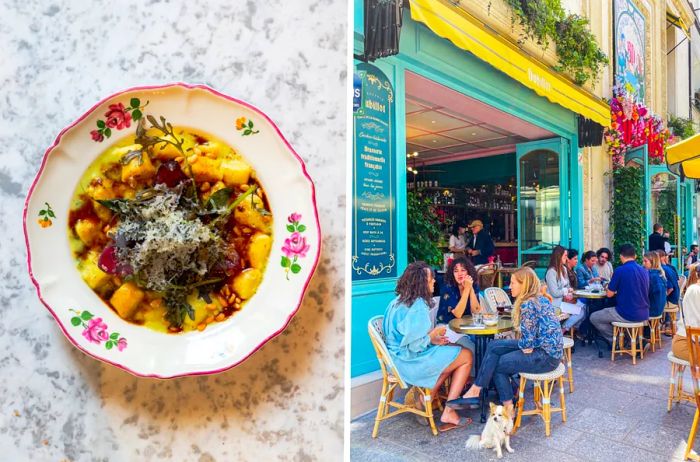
[413,152,419,157]
[431,120,436,124]
[471,132,477,136]
[432,139,437,143]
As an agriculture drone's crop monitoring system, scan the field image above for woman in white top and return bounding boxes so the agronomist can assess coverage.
[595,248,614,281]
[448,223,467,254]
[672,263,700,361]
[545,246,586,332]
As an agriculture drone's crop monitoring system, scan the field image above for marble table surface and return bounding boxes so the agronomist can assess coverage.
[0,1,346,460]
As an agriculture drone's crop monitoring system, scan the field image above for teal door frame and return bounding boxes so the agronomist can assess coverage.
[623,146,651,245]
[515,137,570,277]
[648,164,680,250]
[681,180,698,248]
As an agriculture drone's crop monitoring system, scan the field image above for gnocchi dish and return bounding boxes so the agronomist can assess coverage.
[68,115,272,333]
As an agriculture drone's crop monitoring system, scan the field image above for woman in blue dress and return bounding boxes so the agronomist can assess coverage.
[437,256,480,355]
[383,262,473,429]
[449,267,563,416]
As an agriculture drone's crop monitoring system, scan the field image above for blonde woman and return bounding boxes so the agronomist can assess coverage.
[448,267,563,414]
[642,251,668,318]
[672,263,700,361]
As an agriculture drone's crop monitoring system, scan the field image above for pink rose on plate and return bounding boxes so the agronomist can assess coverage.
[82,317,109,344]
[117,337,128,351]
[287,213,302,224]
[104,103,131,130]
[90,130,104,142]
[282,232,310,258]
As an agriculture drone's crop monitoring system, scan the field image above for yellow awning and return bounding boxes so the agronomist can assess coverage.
[666,134,700,179]
[666,12,691,40]
[408,0,611,127]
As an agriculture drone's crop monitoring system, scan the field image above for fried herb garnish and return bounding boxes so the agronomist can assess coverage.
[135,116,199,205]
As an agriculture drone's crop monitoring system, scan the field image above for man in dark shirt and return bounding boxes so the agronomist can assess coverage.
[648,223,668,252]
[590,243,650,343]
[466,220,494,266]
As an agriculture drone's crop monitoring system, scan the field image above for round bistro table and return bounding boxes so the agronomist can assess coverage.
[573,290,609,356]
[449,315,514,422]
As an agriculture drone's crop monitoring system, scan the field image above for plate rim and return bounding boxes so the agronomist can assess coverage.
[22,82,322,379]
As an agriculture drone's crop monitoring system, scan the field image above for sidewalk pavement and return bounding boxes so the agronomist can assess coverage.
[351,339,697,461]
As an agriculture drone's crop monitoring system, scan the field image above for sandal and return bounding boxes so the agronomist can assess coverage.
[438,416,472,432]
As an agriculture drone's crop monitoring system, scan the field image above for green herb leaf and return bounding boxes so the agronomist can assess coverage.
[130,98,140,109]
[297,224,306,232]
[97,120,105,129]
[70,317,82,326]
[104,127,112,137]
[243,129,252,136]
[47,210,56,218]
[105,341,114,350]
[207,188,232,210]
[291,263,301,274]
[247,120,253,128]
[281,256,291,267]
[110,332,119,340]
[286,224,294,232]
[39,210,46,216]
[81,311,93,321]
[132,109,142,121]
[96,198,132,214]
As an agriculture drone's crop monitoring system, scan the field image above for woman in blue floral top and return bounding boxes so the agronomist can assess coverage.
[449,267,563,415]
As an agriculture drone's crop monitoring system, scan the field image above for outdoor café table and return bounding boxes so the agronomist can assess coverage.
[449,315,514,422]
[573,289,609,356]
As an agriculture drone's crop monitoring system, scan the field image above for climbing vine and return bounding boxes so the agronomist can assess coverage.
[610,166,644,265]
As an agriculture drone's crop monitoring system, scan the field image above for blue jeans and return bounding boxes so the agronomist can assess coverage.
[563,302,587,330]
[474,339,561,403]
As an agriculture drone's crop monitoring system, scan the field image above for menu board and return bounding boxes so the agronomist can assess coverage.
[352,63,397,281]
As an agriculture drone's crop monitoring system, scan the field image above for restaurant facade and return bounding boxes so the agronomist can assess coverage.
[352,0,698,416]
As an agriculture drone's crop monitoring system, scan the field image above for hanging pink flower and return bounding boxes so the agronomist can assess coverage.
[82,317,109,344]
[282,232,310,258]
[287,213,302,224]
[104,103,132,130]
[117,337,128,351]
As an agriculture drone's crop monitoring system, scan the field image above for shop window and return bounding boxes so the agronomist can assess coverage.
[519,149,560,267]
[650,172,678,247]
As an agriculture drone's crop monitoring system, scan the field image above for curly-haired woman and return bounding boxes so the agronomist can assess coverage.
[383,261,473,430]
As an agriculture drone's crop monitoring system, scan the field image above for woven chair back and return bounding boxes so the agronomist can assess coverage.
[368,316,407,389]
[685,326,700,408]
[484,287,513,312]
[478,263,498,289]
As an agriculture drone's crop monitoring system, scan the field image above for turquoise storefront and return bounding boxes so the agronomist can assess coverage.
[352,5,591,379]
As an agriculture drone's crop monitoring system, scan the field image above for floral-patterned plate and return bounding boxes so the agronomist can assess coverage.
[23,83,320,378]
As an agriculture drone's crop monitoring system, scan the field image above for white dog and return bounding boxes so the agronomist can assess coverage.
[465,403,514,459]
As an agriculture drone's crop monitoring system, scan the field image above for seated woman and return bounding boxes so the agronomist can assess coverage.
[565,249,579,290]
[448,223,467,257]
[643,251,667,318]
[448,267,563,415]
[575,251,601,288]
[383,261,473,430]
[545,246,586,334]
[437,256,481,355]
[672,263,700,361]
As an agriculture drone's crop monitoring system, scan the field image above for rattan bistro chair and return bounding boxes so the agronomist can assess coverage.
[513,363,567,437]
[478,264,498,290]
[484,287,513,313]
[683,326,700,460]
[368,316,439,437]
